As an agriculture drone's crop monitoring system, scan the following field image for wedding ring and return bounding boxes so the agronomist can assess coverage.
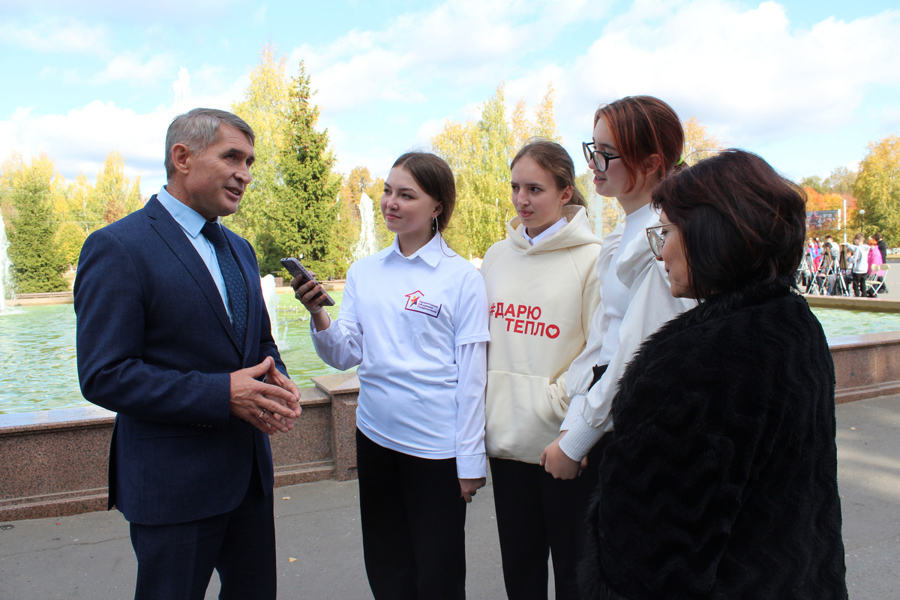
[258,409,266,420]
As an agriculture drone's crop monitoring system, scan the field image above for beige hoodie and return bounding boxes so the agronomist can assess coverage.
[481,205,602,463]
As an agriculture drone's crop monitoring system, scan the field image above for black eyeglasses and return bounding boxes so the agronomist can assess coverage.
[582,141,621,172]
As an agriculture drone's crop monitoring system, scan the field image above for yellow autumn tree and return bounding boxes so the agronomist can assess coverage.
[854,135,900,240]
[229,42,292,245]
[683,117,723,165]
[432,83,561,258]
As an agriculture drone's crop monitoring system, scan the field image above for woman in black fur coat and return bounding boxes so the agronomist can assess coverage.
[581,150,848,599]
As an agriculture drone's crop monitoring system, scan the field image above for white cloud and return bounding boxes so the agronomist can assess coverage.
[94,52,174,85]
[553,1,900,146]
[320,113,413,178]
[3,0,898,199]
[39,66,82,85]
[880,107,900,132]
[0,17,109,54]
[172,68,192,111]
[169,66,246,118]
[314,0,900,180]
[253,5,267,25]
[0,102,169,191]
[0,64,249,196]
[0,0,242,21]
[505,64,570,113]
[290,0,593,113]
[416,117,449,146]
[302,47,422,112]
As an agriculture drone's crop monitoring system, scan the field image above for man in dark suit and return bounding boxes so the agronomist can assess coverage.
[75,108,301,600]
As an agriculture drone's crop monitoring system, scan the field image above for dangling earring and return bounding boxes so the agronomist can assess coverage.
[432,216,438,233]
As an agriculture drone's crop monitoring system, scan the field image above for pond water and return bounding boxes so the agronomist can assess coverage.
[809,306,900,338]
[0,291,350,414]
[1,297,899,414]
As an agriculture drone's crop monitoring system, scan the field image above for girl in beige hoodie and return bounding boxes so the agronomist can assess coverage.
[482,140,602,600]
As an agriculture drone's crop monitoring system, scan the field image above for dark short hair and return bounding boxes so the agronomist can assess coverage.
[165,108,255,178]
[511,139,586,208]
[652,149,807,299]
[594,96,684,194]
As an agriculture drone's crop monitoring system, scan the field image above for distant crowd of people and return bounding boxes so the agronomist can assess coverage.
[76,97,848,600]
[803,232,889,297]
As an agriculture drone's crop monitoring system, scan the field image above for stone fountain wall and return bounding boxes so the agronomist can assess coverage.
[0,373,359,522]
[3,331,900,522]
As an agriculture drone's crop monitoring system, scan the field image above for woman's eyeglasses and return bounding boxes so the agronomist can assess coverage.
[646,224,670,260]
[582,142,621,172]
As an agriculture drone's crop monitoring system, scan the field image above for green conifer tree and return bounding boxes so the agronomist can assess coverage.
[268,62,342,279]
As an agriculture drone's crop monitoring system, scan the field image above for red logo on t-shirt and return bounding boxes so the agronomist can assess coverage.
[405,290,442,318]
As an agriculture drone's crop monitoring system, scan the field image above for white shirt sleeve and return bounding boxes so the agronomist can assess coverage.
[560,259,694,461]
[310,268,364,370]
[453,265,489,478]
[310,316,364,370]
[558,383,614,460]
[560,392,586,432]
[454,341,487,478]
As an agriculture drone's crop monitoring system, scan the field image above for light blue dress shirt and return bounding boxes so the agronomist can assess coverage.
[156,186,234,323]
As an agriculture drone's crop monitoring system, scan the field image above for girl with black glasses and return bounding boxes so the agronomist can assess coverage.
[541,96,694,486]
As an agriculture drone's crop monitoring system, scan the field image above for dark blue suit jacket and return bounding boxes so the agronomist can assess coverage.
[75,196,285,526]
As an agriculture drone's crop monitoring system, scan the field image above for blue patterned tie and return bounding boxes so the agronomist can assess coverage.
[201,221,248,353]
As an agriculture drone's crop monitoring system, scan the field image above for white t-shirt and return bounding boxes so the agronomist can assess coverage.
[311,233,491,477]
[845,243,870,274]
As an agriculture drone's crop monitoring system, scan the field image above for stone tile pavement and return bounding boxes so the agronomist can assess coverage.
[1,394,897,599]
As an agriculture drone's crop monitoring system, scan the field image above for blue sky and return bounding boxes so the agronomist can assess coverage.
[1,0,898,197]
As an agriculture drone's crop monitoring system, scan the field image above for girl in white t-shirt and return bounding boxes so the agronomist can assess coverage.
[293,152,489,600]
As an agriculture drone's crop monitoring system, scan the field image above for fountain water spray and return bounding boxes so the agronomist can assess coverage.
[0,208,13,314]
[353,193,378,261]
[261,274,278,341]
[260,273,292,349]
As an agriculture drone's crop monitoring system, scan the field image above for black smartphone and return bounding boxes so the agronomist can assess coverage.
[280,258,335,307]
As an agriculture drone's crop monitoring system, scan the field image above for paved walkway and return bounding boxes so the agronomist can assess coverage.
[1,394,898,599]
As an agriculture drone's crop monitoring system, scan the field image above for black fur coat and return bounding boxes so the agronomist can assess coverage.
[580,283,848,600]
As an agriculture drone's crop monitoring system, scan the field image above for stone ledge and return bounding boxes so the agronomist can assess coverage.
[830,331,900,405]
[836,382,900,404]
[6,328,900,523]
[0,378,360,522]
[7,292,74,306]
[0,489,109,522]
[0,405,115,435]
[0,460,338,522]
[274,460,335,487]
[804,294,900,313]
[830,329,900,349]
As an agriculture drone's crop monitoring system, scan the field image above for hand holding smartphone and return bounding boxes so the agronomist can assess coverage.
[281,258,336,307]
